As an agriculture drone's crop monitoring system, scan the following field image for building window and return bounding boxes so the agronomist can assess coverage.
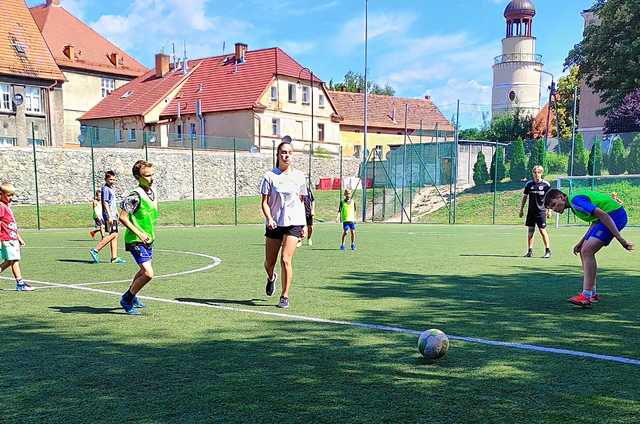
[25,86,42,113]
[128,128,136,142]
[302,86,310,105]
[353,145,362,158]
[288,84,296,103]
[101,78,115,98]
[176,124,183,141]
[318,94,325,108]
[272,118,280,136]
[0,84,11,111]
[190,123,197,138]
[270,86,278,101]
[317,123,325,141]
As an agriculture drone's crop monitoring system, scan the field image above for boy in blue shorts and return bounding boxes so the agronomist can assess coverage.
[118,161,158,315]
[338,189,356,251]
[544,188,634,307]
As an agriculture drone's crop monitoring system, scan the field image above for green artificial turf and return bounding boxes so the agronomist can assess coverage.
[1,224,639,423]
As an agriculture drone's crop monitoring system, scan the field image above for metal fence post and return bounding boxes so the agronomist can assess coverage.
[190,134,196,227]
[371,149,376,221]
[233,138,238,226]
[401,103,408,224]
[31,122,41,230]
[493,144,497,225]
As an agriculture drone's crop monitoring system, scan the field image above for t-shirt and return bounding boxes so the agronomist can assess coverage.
[569,191,623,223]
[101,184,117,221]
[0,202,18,241]
[120,188,156,215]
[339,199,356,223]
[259,168,307,227]
[303,187,314,217]
[523,179,550,214]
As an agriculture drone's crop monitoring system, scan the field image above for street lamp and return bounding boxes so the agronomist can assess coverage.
[297,67,314,186]
[535,68,556,149]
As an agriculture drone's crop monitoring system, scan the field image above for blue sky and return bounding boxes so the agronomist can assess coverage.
[28,0,593,127]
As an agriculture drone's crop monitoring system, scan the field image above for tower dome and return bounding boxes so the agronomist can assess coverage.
[504,0,536,19]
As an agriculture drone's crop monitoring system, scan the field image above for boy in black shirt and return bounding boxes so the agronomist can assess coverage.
[519,165,551,258]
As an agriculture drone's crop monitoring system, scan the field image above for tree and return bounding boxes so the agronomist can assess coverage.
[604,88,640,134]
[627,134,640,174]
[555,67,580,149]
[527,139,545,172]
[568,133,588,176]
[587,138,603,175]
[564,0,640,114]
[489,146,506,181]
[509,138,527,181]
[328,71,395,96]
[608,137,626,175]
[473,151,490,185]
[487,110,533,160]
[459,127,488,141]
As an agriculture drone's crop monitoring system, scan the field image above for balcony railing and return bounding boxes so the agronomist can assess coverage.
[494,53,543,64]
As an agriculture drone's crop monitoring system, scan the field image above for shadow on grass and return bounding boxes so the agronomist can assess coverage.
[49,306,122,315]
[0,317,639,423]
[175,297,271,307]
[459,254,527,258]
[58,259,96,264]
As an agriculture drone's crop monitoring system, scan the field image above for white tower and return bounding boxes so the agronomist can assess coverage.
[492,0,543,117]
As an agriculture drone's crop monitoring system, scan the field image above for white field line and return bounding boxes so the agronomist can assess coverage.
[0,248,221,290]
[7,275,640,367]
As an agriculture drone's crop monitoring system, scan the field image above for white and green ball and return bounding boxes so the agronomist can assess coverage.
[417,329,449,359]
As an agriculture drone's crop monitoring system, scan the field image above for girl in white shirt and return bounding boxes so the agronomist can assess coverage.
[259,139,307,309]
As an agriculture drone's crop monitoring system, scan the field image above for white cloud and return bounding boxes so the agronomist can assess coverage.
[247,0,339,15]
[60,0,87,20]
[91,0,252,62]
[426,79,493,128]
[333,12,416,53]
[279,41,315,55]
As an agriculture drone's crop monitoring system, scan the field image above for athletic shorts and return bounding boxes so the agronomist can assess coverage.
[584,207,627,246]
[306,215,313,226]
[526,212,546,229]
[0,240,20,261]
[343,221,356,231]
[94,217,104,228]
[265,225,304,240]
[104,219,118,234]
[126,243,153,264]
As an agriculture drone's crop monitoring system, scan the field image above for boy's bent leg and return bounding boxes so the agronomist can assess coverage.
[130,261,154,294]
[580,238,604,291]
[94,233,116,252]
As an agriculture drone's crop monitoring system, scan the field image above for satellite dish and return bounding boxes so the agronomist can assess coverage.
[13,93,23,107]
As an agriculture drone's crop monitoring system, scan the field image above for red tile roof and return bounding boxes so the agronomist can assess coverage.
[81,47,324,121]
[162,48,322,116]
[79,64,199,120]
[30,1,146,77]
[329,91,454,131]
[0,0,63,81]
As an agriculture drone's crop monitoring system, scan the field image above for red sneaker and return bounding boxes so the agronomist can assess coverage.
[590,294,599,303]
[568,293,592,307]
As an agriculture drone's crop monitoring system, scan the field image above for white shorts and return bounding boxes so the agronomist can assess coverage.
[0,240,21,261]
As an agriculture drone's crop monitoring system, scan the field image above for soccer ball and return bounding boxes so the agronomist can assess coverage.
[417,329,449,359]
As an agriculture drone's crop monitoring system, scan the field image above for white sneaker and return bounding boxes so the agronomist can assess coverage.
[308,239,313,246]
[296,240,302,248]
[16,282,34,291]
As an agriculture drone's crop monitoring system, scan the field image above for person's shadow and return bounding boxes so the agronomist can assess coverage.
[49,306,122,315]
[175,297,270,307]
[58,259,96,264]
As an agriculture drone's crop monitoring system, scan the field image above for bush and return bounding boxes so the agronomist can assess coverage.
[509,138,527,181]
[568,133,588,176]
[527,138,545,172]
[545,152,569,174]
[608,137,626,175]
[489,146,506,181]
[473,151,490,185]
[627,133,640,174]
[588,138,603,176]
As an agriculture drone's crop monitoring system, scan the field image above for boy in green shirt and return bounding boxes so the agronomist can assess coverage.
[544,188,634,307]
[118,160,158,315]
[338,189,357,251]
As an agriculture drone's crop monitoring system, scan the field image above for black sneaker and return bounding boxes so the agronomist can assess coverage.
[524,250,533,258]
[543,250,551,259]
[265,272,278,296]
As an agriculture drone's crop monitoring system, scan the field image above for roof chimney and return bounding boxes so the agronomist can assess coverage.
[155,53,170,78]
[235,43,247,64]
[63,45,74,61]
[46,0,61,6]
[109,52,120,67]
[424,95,431,100]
